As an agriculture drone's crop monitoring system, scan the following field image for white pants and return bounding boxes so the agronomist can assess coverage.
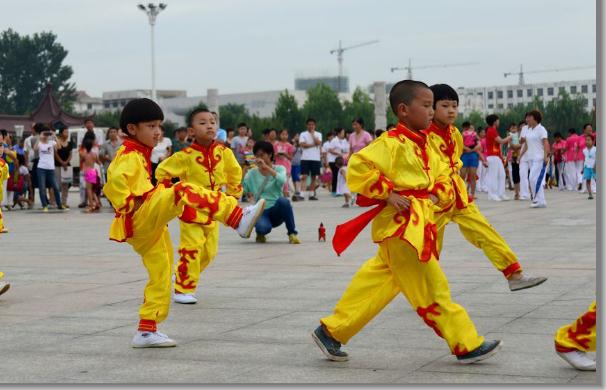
[486,156,506,201]
[519,159,530,199]
[564,161,578,191]
[79,171,86,204]
[477,162,487,192]
[557,162,566,190]
[575,160,584,189]
[529,159,547,206]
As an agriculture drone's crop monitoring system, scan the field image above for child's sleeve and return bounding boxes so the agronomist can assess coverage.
[155,151,186,185]
[223,148,243,198]
[429,158,455,212]
[346,139,394,200]
[103,153,143,214]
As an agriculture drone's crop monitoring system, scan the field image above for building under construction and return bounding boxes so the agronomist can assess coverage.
[294,76,350,93]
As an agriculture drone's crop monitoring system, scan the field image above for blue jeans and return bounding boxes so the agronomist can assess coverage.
[255,197,297,236]
[37,167,62,207]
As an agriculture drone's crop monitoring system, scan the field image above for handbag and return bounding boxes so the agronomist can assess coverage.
[60,166,73,184]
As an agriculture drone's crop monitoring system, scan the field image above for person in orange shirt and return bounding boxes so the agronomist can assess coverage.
[313,80,502,365]
[424,84,547,292]
[155,108,243,305]
[103,99,265,348]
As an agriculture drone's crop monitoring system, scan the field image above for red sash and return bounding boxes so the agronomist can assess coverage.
[332,189,430,256]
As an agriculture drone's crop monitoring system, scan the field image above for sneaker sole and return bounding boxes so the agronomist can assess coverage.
[311,331,349,362]
[510,277,548,292]
[0,283,10,296]
[241,199,266,239]
[458,340,503,364]
[556,352,597,371]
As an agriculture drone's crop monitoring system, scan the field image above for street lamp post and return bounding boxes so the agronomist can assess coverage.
[138,3,167,102]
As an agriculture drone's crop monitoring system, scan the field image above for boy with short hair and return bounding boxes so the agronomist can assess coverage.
[155,108,243,305]
[423,84,547,292]
[103,99,265,348]
[313,80,502,365]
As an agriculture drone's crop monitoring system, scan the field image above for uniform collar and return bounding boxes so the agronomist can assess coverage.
[390,122,427,147]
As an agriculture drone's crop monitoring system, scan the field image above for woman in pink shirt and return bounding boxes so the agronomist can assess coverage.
[348,118,373,153]
[563,129,579,191]
[274,128,295,197]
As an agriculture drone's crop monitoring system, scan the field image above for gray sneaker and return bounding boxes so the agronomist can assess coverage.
[508,274,547,291]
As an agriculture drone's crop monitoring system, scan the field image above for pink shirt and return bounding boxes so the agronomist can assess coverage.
[349,130,373,153]
[565,134,578,162]
[462,130,478,148]
[274,141,295,172]
[480,138,487,156]
[552,140,566,164]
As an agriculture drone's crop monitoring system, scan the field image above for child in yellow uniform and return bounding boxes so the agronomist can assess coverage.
[423,84,547,291]
[0,139,9,233]
[313,80,502,364]
[0,272,9,296]
[554,301,596,371]
[155,108,243,304]
[104,98,265,348]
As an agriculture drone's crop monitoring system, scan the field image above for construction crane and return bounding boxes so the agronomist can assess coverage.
[330,39,379,92]
[504,64,596,86]
[390,58,479,80]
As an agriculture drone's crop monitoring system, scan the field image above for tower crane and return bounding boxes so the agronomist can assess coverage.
[390,58,479,80]
[504,64,596,86]
[330,39,379,92]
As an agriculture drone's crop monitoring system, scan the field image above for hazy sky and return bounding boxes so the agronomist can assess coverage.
[1,0,597,97]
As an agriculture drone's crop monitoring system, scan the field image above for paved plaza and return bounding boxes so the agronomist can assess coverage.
[0,188,598,384]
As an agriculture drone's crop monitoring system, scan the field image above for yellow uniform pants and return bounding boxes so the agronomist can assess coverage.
[0,208,4,232]
[435,203,521,278]
[555,301,597,353]
[321,237,484,355]
[174,221,219,295]
[127,183,239,332]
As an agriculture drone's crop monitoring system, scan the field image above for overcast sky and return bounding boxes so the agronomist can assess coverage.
[1,0,596,97]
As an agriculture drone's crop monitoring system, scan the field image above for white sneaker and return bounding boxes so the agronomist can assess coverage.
[530,202,546,208]
[173,293,197,304]
[131,331,176,348]
[236,199,266,238]
[0,281,10,296]
[556,350,596,371]
[500,195,511,201]
[508,274,548,291]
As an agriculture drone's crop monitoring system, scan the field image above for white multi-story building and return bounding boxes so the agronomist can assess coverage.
[457,79,597,115]
[102,89,187,111]
[74,91,104,115]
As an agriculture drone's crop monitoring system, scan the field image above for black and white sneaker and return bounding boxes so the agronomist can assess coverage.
[457,340,502,364]
[311,325,348,362]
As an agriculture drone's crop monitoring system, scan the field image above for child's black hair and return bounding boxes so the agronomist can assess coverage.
[252,140,275,161]
[374,129,384,138]
[554,132,562,138]
[306,118,316,124]
[388,80,430,115]
[568,128,577,134]
[461,121,471,129]
[429,84,459,109]
[119,98,164,134]
[352,117,364,127]
[187,107,210,127]
[485,114,499,127]
[335,156,345,168]
[17,153,26,166]
[237,122,247,129]
[525,110,542,124]
[83,137,94,153]
[583,123,593,129]
[262,128,271,136]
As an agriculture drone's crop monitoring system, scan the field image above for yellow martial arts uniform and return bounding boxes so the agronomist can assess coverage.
[103,138,243,332]
[155,141,243,295]
[555,301,597,353]
[424,121,521,278]
[324,123,484,356]
[0,158,8,233]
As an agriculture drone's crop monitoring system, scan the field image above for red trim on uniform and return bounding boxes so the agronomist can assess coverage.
[122,138,153,177]
[226,206,243,229]
[138,319,157,332]
[501,262,521,278]
[554,342,576,353]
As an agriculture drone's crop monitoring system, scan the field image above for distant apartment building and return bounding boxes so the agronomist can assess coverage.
[102,89,187,111]
[457,79,597,115]
[74,91,104,115]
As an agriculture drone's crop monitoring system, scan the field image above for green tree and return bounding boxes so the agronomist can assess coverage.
[0,28,76,115]
[543,90,592,135]
[386,108,398,127]
[455,110,486,131]
[343,87,375,131]
[302,83,343,135]
[217,103,251,130]
[93,110,121,128]
[184,101,208,126]
[249,115,280,140]
[162,120,179,139]
[274,90,303,133]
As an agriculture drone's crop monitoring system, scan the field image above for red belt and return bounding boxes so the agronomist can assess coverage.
[332,189,429,256]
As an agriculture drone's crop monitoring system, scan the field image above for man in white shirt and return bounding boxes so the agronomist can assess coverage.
[520,110,550,208]
[518,123,531,200]
[299,118,322,201]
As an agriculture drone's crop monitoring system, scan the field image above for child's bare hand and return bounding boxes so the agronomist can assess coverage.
[387,192,410,213]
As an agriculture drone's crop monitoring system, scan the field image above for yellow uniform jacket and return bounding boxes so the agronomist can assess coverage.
[333,123,454,262]
[424,122,470,210]
[154,141,243,224]
[0,158,8,200]
[103,138,155,242]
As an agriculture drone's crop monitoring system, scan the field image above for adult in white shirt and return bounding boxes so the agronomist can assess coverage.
[299,118,322,201]
[518,123,531,200]
[519,110,550,208]
[151,126,172,185]
[34,127,65,211]
[328,128,350,196]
